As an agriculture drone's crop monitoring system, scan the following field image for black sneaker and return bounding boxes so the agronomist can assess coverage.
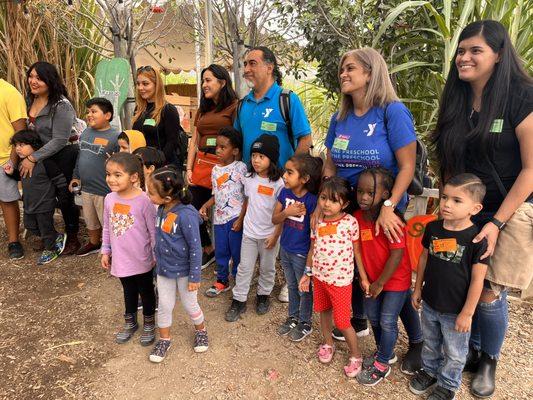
[255,295,270,315]
[149,339,171,363]
[8,242,24,260]
[278,316,298,336]
[409,370,438,395]
[201,251,215,270]
[357,362,391,386]
[428,386,455,400]
[401,341,424,375]
[225,299,246,322]
[193,329,209,353]
[332,328,345,341]
[289,321,312,342]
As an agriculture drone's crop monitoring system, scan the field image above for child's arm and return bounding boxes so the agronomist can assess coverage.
[180,212,203,290]
[271,200,307,225]
[232,197,247,232]
[265,222,282,249]
[353,240,370,295]
[455,262,488,332]
[199,196,215,220]
[411,248,428,310]
[299,239,315,292]
[369,248,404,298]
[100,198,111,269]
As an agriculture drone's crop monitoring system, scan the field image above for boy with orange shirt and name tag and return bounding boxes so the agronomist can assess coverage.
[71,97,120,256]
[410,173,488,400]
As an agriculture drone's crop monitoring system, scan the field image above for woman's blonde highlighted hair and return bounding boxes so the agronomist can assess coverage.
[132,65,167,125]
[337,48,399,121]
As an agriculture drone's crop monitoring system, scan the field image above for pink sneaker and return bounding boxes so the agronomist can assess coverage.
[317,344,335,363]
[344,356,363,378]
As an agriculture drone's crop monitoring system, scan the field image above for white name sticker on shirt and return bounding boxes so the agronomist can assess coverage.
[333,134,350,150]
[261,121,277,132]
[206,137,217,146]
[489,119,503,134]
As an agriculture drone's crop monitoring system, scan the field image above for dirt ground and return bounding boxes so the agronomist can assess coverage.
[0,222,532,400]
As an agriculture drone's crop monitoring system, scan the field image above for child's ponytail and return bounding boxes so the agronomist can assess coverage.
[178,185,193,205]
[150,166,191,204]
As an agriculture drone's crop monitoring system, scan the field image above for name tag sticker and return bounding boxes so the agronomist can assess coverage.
[318,224,337,237]
[433,238,457,253]
[144,118,156,127]
[333,134,350,151]
[94,137,109,146]
[361,229,373,241]
[216,173,229,187]
[206,137,217,146]
[489,119,503,133]
[113,203,131,215]
[162,212,177,233]
[257,185,274,196]
[261,121,277,132]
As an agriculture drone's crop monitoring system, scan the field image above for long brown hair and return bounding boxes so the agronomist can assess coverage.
[132,65,167,125]
[337,48,399,121]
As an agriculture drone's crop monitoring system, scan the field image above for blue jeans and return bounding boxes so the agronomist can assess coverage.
[214,218,243,283]
[421,303,470,391]
[280,247,313,324]
[365,290,409,364]
[352,281,423,344]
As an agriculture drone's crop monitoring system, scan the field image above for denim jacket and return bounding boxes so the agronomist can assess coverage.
[154,203,203,282]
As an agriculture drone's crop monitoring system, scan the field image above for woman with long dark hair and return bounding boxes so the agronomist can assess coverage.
[185,64,238,268]
[23,61,81,254]
[432,20,532,398]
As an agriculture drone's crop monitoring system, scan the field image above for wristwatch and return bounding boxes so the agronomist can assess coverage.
[304,266,313,277]
[490,217,506,231]
[383,199,395,209]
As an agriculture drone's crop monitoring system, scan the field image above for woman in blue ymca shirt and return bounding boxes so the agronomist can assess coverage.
[322,47,423,373]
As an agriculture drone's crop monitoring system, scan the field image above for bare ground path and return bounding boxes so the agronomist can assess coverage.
[0,228,531,400]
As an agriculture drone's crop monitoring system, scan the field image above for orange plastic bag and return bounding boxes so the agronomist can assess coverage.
[406,214,438,271]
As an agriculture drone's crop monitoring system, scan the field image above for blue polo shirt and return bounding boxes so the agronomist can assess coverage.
[235,82,311,167]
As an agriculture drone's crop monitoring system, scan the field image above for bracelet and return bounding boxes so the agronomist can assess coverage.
[26,156,36,164]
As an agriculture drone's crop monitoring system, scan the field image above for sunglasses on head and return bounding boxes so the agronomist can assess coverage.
[137,65,154,73]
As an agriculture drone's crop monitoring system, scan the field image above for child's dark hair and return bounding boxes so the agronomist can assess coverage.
[359,167,395,205]
[218,126,243,153]
[118,131,129,143]
[133,146,166,169]
[86,97,114,122]
[319,176,352,210]
[288,153,323,194]
[106,152,144,187]
[150,166,193,204]
[247,157,283,182]
[10,129,43,150]
[445,173,486,203]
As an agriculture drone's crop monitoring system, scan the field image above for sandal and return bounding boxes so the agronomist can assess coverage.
[344,356,363,378]
[317,344,335,364]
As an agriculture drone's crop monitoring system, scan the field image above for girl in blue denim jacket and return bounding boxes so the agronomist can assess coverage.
[146,166,208,363]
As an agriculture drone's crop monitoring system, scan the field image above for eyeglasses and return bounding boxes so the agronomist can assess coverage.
[137,65,154,73]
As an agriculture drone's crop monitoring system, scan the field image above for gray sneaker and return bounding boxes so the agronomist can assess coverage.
[149,339,171,363]
[289,322,312,342]
[278,317,298,336]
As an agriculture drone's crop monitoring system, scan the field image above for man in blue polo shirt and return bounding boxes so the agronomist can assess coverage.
[234,46,312,167]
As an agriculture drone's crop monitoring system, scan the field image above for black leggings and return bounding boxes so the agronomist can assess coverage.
[189,185,213,248]
[51,145,80,234]
[119,269,156,316]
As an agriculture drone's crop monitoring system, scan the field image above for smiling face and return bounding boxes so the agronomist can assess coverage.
[339,56,370,96]
[27,68,49,97]
[136,73,156,102]
[456,35,500,87]
[202,69,225,102]
[243,50,273,89]
[105,161,137,193]
[86,105,110,130]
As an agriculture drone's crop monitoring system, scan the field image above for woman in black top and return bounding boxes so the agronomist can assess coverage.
[432,20,532,398]
[132,66,183,168]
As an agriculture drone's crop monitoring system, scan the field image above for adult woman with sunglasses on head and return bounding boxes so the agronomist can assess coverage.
[432,20,532,398]
[132,65,183,168]
[185,64,238,269]
[23,61,81,255]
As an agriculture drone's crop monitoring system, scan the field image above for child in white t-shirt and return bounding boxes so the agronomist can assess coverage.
[225,134,284,322]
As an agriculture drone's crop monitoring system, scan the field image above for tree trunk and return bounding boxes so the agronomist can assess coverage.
[232,39,247,98]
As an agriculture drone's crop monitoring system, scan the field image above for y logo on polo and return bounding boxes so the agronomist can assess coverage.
[262,108,273,118]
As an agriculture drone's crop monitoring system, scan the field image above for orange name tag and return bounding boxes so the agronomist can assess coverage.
[318,224,337,237]
[162,212,177,233]
[361,229,373,241]
[216,173,229,187]
[433,238,457,253]
[94,137,109,146]
[257,185,274,196]
[113,203,131,215]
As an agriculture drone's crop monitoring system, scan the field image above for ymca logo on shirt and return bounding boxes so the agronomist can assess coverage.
[365,123,377,137]
[262,108,274,118]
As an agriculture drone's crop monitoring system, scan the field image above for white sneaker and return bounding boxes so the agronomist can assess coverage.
[278,284,289,303]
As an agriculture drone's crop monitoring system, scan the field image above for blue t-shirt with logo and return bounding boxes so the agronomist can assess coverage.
[277,188,317,254]
[235,83,311,167]
[324,102,416,210]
